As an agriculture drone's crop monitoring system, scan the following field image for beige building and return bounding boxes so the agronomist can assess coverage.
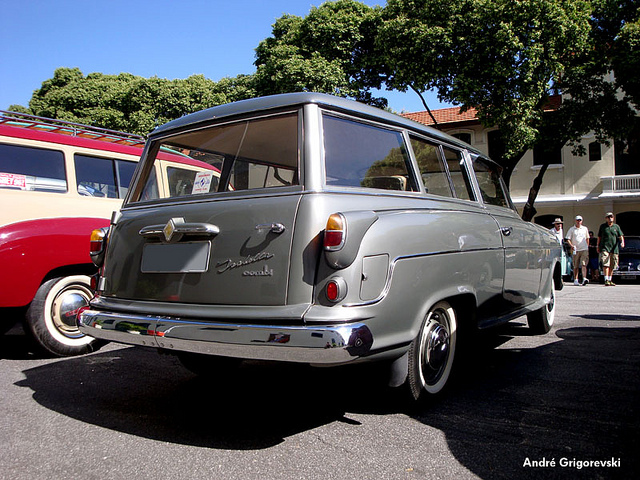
[403,103,640,236]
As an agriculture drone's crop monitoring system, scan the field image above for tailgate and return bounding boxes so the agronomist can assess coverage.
[102,195,300,305]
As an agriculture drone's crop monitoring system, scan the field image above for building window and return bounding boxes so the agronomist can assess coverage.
[533,143,562,166]
[452,132,472,145]
[589,142,602,161]
[487,130,505,163]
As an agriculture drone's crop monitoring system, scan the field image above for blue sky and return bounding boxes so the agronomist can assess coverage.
[0,0,450,118]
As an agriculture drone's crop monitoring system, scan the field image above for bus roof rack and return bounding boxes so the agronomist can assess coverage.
[0,110,146,147]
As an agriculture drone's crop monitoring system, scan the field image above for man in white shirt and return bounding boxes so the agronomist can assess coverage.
[565,215,590,285]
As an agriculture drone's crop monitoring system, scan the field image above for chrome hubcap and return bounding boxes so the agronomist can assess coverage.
[421,310,450,385]
[52,286,92,337]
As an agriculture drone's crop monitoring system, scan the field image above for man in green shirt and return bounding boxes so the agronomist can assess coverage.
[597,212,625,286]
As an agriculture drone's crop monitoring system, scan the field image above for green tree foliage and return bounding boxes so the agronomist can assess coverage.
[254,0,387,107]
[381,0,593,166]
[15,67,255,135]
[379,0,639,219]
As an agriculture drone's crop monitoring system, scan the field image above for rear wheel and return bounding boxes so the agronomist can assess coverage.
[407,301,457,401]
[527,287,555,334]
[23,275,103,356]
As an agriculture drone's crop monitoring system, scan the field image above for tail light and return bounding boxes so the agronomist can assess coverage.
[324,213,346,251]
[90,227,109,267]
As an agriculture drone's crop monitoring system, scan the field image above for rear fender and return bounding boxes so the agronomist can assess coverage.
[0,217,109,307]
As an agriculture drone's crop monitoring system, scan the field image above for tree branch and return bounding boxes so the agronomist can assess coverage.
[409,85,440,129]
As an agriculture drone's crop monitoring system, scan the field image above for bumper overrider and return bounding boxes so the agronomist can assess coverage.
[78,308,374,364]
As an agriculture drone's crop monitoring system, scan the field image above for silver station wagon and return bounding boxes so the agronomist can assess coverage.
[79,93,562,400]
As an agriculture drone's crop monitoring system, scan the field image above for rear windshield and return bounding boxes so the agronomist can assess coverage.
[131,112,299,202]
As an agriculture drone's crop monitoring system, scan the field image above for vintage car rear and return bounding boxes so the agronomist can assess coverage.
[80,93,562,399]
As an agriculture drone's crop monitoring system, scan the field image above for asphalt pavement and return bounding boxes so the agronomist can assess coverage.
[1,282,639,479]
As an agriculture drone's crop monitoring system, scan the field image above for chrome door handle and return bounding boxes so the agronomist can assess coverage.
[139,217,219,242]
[501,227,512,237]
[255,223,286,234]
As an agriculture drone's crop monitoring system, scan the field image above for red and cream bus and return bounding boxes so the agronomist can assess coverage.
[0,111,148,355]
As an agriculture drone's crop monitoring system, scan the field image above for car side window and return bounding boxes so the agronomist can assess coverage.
[75,154,136,198]
[409,136,453,198]
[323,114,417,192]
[472,157,510,208]
[0,143,67,193]
[442,147,474,201]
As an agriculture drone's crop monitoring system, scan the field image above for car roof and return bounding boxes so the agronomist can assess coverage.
[149,92,485,158]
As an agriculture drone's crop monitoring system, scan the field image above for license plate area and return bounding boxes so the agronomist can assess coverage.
[141,242,211,273]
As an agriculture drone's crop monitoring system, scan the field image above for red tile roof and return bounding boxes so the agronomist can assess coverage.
[402,95,562,126]
[402,107,478,126]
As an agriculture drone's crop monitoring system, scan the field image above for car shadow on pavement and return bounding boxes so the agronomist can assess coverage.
[11,322,640,478]
[411,323,640,479]
[12,343,396,450]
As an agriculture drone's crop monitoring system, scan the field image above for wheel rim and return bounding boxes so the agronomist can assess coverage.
[419,308,451,387]
[51,284,93,338]
[546,290,555,326]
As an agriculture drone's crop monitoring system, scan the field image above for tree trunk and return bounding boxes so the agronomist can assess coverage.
[521,161,550,222]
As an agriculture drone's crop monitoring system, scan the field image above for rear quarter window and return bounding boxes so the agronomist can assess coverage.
[323,114,417,192]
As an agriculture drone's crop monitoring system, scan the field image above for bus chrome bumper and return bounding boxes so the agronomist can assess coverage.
[78,309,373,364]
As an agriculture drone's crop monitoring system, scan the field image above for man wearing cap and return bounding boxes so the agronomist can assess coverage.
[549,218,564,244]
[549,218,569,277]
[566,215,590,285]
[597,212,625,286]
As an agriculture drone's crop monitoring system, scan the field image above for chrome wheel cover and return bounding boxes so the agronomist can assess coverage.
[419,308,451,388]
[51,283,93,338]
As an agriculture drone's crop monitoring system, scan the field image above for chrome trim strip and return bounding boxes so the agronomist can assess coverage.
[78,310,373,364]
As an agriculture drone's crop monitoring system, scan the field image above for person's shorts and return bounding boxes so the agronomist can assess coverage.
[600,251,619,270]
[588,257,599,271]
[573,250,589,268]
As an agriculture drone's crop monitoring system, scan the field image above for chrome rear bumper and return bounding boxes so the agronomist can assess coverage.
[78,309,373,364]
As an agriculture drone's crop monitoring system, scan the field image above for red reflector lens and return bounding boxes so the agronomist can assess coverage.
[326,280,339,301]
